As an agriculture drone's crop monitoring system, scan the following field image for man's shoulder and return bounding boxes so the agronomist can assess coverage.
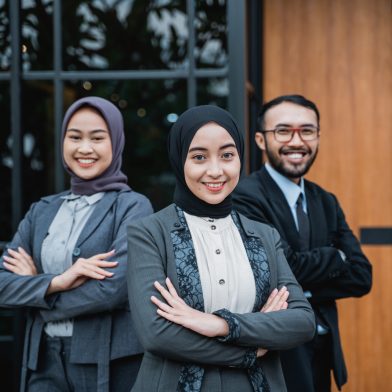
[39,190,69,203]
[27,191,69,214]
[128,204,176,231]
[304,179,338,202]
[236,210,276,233]
[115,189,153,209]
[236,168,266,192]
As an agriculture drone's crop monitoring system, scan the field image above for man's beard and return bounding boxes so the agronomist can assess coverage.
[265,145,318,180]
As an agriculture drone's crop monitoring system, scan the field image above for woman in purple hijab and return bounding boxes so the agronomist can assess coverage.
[0,97,153,392]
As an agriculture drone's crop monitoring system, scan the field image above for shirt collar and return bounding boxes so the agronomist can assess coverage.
[61,192,105,206]
[265,163,306,209]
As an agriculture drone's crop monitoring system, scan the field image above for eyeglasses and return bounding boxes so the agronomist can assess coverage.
[261,126,320,142]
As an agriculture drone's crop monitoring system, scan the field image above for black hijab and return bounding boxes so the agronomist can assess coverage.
[167,105,244,218]
[61,96,130,195]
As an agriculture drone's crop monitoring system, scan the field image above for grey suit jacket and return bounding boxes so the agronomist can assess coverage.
[127,204,315,392]
[0,189,153,392]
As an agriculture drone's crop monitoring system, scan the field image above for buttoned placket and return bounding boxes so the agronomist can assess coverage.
[208,221,228,304]
[64,197,89,268]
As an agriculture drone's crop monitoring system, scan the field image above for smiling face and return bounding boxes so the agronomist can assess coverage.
[63,107,113,180]
[184,122,241,205]
[255,101,320,183]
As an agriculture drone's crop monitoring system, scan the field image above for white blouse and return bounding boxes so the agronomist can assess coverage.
[184,212,256,314]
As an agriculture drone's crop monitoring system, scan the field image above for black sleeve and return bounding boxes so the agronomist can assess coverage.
[234,181,372,297]
[233,183,352,289]
[308,198,372,303]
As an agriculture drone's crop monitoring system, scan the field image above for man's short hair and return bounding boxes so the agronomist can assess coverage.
[257,94,320,130]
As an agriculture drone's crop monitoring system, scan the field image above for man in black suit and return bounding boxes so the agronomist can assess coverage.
[233,95,372,392]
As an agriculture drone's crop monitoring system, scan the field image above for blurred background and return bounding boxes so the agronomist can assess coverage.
[0,0,390,391]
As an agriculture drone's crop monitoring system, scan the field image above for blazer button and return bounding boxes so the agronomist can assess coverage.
[215,249,221,254]
[72,247,81,257]
[248,230,254,234]
[219,279,225,285]
[211,225,216,230]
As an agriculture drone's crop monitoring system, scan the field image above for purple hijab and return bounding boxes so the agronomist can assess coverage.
[61,96,130,195]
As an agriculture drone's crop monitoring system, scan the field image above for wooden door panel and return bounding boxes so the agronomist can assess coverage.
[262,0,392,390]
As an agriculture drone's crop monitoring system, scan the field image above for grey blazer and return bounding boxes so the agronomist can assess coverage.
[0,189,153,392]
[127,204,315,392]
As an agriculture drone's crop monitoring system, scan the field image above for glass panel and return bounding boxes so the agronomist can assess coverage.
[195,0,227,69]
[22,80,55,211]
[196,77,228,108]
[0,0,11,72]
[63,0,188,71]
[63,78,187,210]
[21,0,54,71]
[0,82,11,241]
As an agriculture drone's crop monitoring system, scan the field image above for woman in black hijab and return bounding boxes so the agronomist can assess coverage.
[167,104,244,218]
[0,97,153,392]
[127,105,315,392]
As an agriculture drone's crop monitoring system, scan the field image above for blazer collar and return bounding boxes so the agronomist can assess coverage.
[235,212,264,238]
[261,166,330,248]
[303,183,327,247]
[163,204,185,232]
[265,163,306,209]
[34,192,69,270]
[260,167,298,222]
[170,204,259,238]
[259,166,303,248]
[75,191,121,247]
[33,190,124,271]
[39,190,125,248]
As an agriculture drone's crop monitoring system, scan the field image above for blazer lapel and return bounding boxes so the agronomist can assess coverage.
[34,193,67,271]
[165,206,206,392]
[260,167,302,249]
[233,212,271,312]
[305,182,328,248]
[75,192,117,248]
[170,206,205,312]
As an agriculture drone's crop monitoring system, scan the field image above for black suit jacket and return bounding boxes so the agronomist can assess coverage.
[232,166,372,389]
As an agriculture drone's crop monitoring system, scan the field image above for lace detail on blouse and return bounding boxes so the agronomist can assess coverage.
[171,206,271,392]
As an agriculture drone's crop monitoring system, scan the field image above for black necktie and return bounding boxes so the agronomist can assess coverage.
[296,193,310,250]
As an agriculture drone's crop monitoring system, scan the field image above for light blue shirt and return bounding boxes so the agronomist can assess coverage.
[265,163,307,230]
[41,192,104,337]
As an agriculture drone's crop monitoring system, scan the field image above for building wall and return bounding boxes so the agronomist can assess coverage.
[262,0,391,390]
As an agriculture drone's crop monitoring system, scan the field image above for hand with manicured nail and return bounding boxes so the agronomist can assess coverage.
[257,286,290,357]
[3,247,38,276]
[47,249,118,294]
[260,286,289,313]
[151,277,229,338]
